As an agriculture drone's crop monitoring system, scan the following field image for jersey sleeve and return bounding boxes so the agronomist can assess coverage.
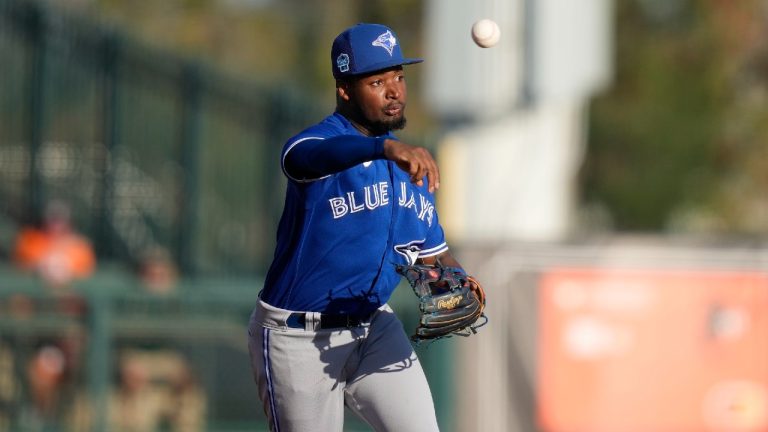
[282,134,387,182]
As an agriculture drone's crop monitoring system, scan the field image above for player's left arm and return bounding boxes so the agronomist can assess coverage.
[419,250,485,301]
[418,250,462,270]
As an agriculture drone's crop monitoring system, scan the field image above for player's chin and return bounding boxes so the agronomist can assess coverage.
[380,115,407,131]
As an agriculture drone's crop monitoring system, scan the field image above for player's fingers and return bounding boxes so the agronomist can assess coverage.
[412,171,424,187]
[416,149,438,192]
[415,166,430,188]
[409,159,422,184]
[426,169,437,193]
[426,157,440,192]
[396,146,438,190]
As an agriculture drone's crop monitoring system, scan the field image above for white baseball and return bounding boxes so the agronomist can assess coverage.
[471,19,500,48]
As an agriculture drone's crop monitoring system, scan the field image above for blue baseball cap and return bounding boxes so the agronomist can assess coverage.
[331,23,423,79]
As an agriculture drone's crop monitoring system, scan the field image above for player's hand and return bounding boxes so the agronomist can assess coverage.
[383,139,440,193]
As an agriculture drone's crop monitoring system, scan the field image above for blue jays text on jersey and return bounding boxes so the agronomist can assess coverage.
[260,112,448,316]
[328,180,435,226]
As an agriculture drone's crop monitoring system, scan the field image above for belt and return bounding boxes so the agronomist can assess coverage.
[285,312,372,329]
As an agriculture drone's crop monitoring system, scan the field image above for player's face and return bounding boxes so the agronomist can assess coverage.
[348,66,408,134]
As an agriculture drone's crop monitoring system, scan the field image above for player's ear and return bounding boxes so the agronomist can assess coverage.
[336,80,352,102]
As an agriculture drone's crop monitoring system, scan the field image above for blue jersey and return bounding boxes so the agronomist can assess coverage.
[260,112,448,315]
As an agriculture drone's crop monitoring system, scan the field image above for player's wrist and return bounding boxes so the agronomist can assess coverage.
[374,137,388,158]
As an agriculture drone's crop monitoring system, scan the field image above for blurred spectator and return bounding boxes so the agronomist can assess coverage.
[109,349,206,432]
[18,344,67,430]
[12,200,96,288]
[166,364,207,432]
[27,345,65,413]
[136,246,178,295]
[109,351,168,432]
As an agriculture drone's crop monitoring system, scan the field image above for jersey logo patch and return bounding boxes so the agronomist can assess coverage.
[363,161,372,168]
[372,30,397,56]
[395,240,426,265]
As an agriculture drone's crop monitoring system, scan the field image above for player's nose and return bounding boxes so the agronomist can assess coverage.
[385,81,402,100]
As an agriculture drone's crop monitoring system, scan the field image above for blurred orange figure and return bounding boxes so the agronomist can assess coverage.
[26,345,67,420]
[13,200,96,287]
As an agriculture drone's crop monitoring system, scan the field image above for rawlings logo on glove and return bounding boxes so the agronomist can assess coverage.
[395,263,488,343]
[437,296,462,310]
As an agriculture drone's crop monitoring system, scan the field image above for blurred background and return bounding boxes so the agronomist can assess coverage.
[0,0,767,431]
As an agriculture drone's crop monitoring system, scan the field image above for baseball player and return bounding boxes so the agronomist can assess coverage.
[247,23,472,432]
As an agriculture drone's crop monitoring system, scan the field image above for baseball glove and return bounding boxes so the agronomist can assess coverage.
[395,264,487,342]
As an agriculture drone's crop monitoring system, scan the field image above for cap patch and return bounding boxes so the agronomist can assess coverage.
[336,53,350,73]
[372,30,397,56]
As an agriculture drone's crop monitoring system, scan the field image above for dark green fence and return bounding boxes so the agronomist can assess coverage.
[0,0,325,276]
[0,268,455,432]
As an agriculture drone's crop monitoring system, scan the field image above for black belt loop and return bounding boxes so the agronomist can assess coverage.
[285,313,305,329]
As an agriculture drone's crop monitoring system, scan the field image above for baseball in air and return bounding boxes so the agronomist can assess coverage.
[471,19,500,48]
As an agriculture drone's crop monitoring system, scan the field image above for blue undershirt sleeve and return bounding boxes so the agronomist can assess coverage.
[284,135,388,180]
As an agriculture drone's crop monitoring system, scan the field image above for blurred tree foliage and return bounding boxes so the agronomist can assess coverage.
[85,0,432,139]
[582,0,768,236]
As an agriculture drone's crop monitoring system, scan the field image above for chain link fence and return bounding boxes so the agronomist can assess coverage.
[0,0,324,276]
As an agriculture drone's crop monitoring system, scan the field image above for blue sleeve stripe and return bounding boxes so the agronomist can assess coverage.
[282,136,332,183]
[419,242,448,257]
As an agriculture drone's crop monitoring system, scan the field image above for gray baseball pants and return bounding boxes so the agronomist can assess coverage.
[247,299,440,432]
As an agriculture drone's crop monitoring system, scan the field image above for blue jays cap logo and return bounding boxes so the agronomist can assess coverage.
[336,53,350,73]
[372,30,397,56]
